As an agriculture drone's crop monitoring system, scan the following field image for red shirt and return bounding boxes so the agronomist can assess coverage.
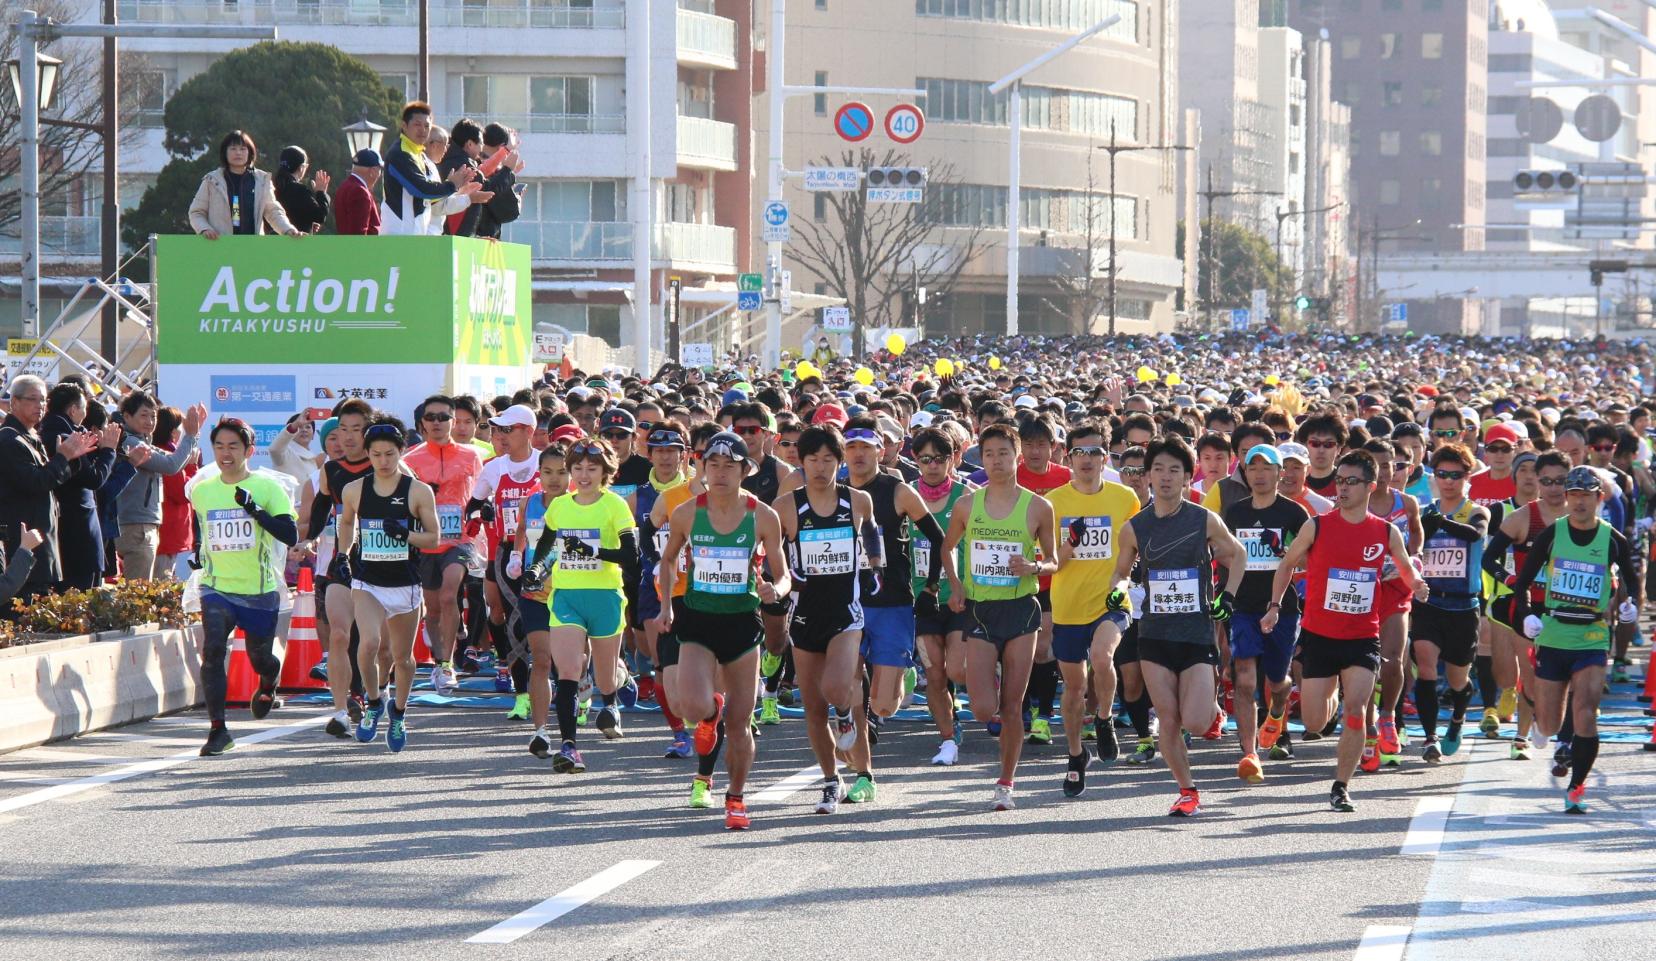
[1468,468,1515,508]
[1017,460,1070,591]
[334,173,381,236]
[1301,512,1394,640]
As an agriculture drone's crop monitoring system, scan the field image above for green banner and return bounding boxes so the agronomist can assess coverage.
[155,235,532,366]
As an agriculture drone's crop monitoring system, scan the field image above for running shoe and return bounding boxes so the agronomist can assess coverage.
[986,715,1003,738]
[1611,660,1631,685]
[931,740,959,766]
[1269,740,1294,761]
[903,666,919,702]
[991,782,1016,811]
[1442,721,1464,757]
[636,676,657,704]
[1063,752,1091,798]
[493,668,513,694]
[616,674,639,710]
[724,796,751,831]
[1097,721,1120,762]
[1027,716,1053,745]
[1168,788,1200,817]
[1081,716,1097,741]
[815,778,842,814]
[324,715,351,739]
[433,662,459,696]
[1564,783,1588,814]
[552,741,586,774]
[1497,687,1518,722]
[199,727,235,757]
[1360,739,1381,774]
[760,650,783,680]
[665,729,693,759]
[1479,707,1500,737]
[596,705,625,739]
[833,706,857,750]
[250,675,279,721]
[387,713,407,753]
[1259,712,1288,751]
[1376,716,1401,756]
[1551,742,1572,779]
[759,695,781,726]
[1202,708,1226,741]
[1329,783,1356,813]
[846,774,876,803]
[529,729,553,759]
[1301,727,1324,743]
[309,657,329,683]
[456,649,483,675]
[355,702,384,743]
[507,693,530,721]
[1422,737,1444,764]
[1126,737,1157,764]
[779,685,798,707]
[1509,738,1532,761]
[347,694,365,724]
[689,778,713,809]
[694,693,726,756]
[867,713,880,746]
[576,704,590,727]
[1237,753,1264,784]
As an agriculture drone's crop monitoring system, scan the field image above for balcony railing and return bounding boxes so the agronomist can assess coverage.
[115,0,623,28]
[675,115,737,170]
[676,8,737,69]
[502,220,634,260]
[654,222,735,268]
[0,217,101,257]
[494,113,626,135]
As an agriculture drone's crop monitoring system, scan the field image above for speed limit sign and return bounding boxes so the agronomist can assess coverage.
[885,104,925,144]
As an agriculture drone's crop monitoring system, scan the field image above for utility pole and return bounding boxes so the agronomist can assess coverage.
[1195,165,1279,328]
[1273,201,1342,327]
[1095,120,1190,335]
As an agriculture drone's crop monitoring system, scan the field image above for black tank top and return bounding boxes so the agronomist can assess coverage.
[352,473,419,587]
[324,457,371,500]
[790,484,861,611]
[855,472,913,607]
[742,454,785,505]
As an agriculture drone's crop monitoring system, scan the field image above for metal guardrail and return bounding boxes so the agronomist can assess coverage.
[115,0,624,29]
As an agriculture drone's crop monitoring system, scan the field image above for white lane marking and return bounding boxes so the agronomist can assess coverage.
[748,764,833,804]
[1400,796,1455,856]
[1353,925,1411,961]
[8,749,134,764]
[465,860,660,944]
[147,715,294,729]
[77,731,208,744]
[1459,898,1553,914]
[0,712,332,816]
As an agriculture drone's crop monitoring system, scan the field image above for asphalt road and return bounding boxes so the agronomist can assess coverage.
[1,665,1652,961]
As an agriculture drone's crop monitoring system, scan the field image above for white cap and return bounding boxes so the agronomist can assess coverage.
[489,404,538,430]
[909,410,935,429]
[1013,395,1039,409]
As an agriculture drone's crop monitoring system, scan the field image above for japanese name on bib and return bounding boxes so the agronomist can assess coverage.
[1325,567,1378,614]
[692,545,751,594]
[970,540,1021,586]
[798,526,856,575]
[557,528,602,572]
[1148,567,1201,614]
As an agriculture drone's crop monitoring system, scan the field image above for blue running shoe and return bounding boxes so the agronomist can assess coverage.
[355,702,384,743]
[308,656,329,683]
[664,729,693,759]
[616,675,639,710]
[1441,722,1464,757]
[387,713,407,753]
[986,715,1002,738]
[493,668,512,693]
[553,741,586,774]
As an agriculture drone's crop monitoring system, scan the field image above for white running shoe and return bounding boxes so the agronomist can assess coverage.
[991,783,1015,811]
[931,740,959,766]
[432,663,458,695]
[834,708,857,750]
[814,778,842,814]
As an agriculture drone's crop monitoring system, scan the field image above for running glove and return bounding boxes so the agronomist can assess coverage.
[563,535,595,558]
[1105,588,1128,612]
[233,486,255,512]
[1068,516,1089,548]
[1209,591,1235,623]
[382,519,410,544]
[1522,615,1543,639]
[1619,599,1638,622]
[328,552,353,584]
[522,560,551,595]
[505,551,523,579]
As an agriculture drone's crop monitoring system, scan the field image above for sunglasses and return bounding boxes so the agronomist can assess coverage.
[636,421,654,433]
[1431,428,1461,438]
[1392,461,1409,473]
[776,439,797,448]
[1069,445,1106,457]
[602,430,631,440]
[733,426,766,436]
[423,412,452,423]
[1307,438,1339,450]
[1275,432,1292,442]
[1483,444,1513,454]
[1434,469,1468,481]
[1335,475,1371,487]
[916,454,950,466]
[1119,466,1145,477]
[1538,476,1566,488]
[568,441,607,457]
[1592,444,1616,453]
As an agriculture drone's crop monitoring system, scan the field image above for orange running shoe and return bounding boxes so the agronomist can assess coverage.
[724,794,751,830]
[1168,788,1201,817]
[1203,708,1227,741]
[1376,717,1401,756]
[1236,754,1265,783]
[1359,737,1381,773]
[694,692,726,756]
[1259,712,1287,750]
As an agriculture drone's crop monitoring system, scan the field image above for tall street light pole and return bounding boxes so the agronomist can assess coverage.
[1195,165,1279,328]
[1096,119,1190,335]
[1272,200,1342,325]
[989,13,1120,338]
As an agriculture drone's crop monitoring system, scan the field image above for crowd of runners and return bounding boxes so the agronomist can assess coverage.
[183,329,1656,829]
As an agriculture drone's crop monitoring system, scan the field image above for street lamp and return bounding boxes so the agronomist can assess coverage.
[342,113,387,157]
[1273,201,1343,324]
[1095,121,1192,335]
[6,51,60,111]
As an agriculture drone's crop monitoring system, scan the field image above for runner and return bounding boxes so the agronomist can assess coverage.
[405,394,485,694]
[775,425,876,813]
[942,422,1057,810]
[511,445,579,768]
[1511,465,1640,813]
[1111,445,1160,765]
[1296,412,1348,500]
[909,426,973,766]
[1221,444,1309,783]
[1111,437,1247,816]
[1012,415,1071,745]
[1264,449,1427,813]
[337,421,443,752]
[1364,437,1423,767]
[630,425,690,730]
[730,402,795,723]
[308,398,375,736]
[190,419,299,757]
[1048,421,1141,794]
[469,404,540,717]
[653,431,792,830]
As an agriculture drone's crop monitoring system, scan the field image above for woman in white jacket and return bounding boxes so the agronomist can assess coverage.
[269,413,324,485]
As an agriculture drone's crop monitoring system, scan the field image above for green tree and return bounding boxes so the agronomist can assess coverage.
[1176,218,1291,314]
[123,41,401,247]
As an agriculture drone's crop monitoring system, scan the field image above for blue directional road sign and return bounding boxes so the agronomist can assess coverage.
[1231,309,1251,331]
[738,291,762,312]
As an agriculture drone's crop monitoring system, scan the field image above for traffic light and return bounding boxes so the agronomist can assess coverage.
[1513,169,1579,195]
[865,167,927,189]
[1294,294,1313,312]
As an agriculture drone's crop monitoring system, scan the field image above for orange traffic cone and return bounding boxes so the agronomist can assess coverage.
[414,621,434,666]
[279,567,325,692]
[224,628,257,706]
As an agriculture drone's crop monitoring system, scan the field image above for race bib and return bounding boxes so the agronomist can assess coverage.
[652,524,688,573]
[205,508,255,554]
[970,540,1021,587]
[556,527,602,572]
[1062,516,1113,561]
[360,519,409,562]
[1420,538,1467,580]
[1236,528,1284,572]
[1548,558,1606,608]
[798,526,856,575]
[524,518,546,554]
[1325,567,1378,615]
[692,545,751,594]
[499,501,522,537]
[1148,567,1201,614]
[437,504,464,542]
[913,538,932,576]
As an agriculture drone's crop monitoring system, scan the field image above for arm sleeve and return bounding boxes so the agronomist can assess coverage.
[1421,511,1486,542]
[249,509,299,547]
[307,491,335,542]
[1482,527,1515,582]
[638,516,660,564]
[1510,524,1556,624]
[914,512,946,586]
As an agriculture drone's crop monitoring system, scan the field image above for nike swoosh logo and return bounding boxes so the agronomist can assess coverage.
[1146,528,1201,562]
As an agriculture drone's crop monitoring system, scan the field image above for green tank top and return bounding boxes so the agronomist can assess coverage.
[910,482,967,603]
[963,487,1039,602]
[685,494,760,614]
[1541,518,1614,652]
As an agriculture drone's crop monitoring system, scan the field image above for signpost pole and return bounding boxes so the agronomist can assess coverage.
[764,0,787,371]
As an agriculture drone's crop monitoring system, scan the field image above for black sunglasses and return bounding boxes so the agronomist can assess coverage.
[422,412,452,423]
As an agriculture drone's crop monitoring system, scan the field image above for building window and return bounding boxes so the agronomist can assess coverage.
[529,76,596,130]
[816,0,826,8]
[1422,85,1442,107]
[814,71,827,116]
[379,72,411,102]
[1380,180,1401,205]
[124,69,171,128]
[1379,33,1398,59]
[1422,33,1444,58]
[1341,36,1361,59]
[1379,130,1401,156]
[1419,131,1442,155]
[461,75,492,115]
[1383,82,1403,107]
[914,0,1139,44]
[1343,82,1362,104]
[1290,103,1302,126]
[1289,151,1300,174]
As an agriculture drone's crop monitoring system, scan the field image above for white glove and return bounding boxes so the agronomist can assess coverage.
[1522,614,1543,639]
[1128,584,1147,620]
[506,551,523,579]
[1637,516,1655,534]
[1619,599,1638,622]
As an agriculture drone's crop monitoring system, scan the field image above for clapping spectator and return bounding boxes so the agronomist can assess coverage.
[274,145,331,234]
[381,101,480,236]
[154,406,199,580]
[189,130,302,239]
[0,375,98,602]
[114,391,205,581]
[269,411,325,485]
[334,149,383,236]
[471,123,524,239]
[39,381,122,591]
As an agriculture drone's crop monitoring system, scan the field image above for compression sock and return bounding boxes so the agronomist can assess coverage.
[1474,654,1498,708]
[1568,735,1600,789]
[510,658,529,694]
[696,720,726,778]
[555,678,580,744]
[1031,660,1059,719]
[1558,703,1575,746]
[1128,692,1153,738]
[1449,684,1474,723]
[657,685,684,731]
[1415,678,1440,739]
[488,619,509,662]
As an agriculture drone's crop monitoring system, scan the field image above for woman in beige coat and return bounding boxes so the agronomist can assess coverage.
[188,130,302,239]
